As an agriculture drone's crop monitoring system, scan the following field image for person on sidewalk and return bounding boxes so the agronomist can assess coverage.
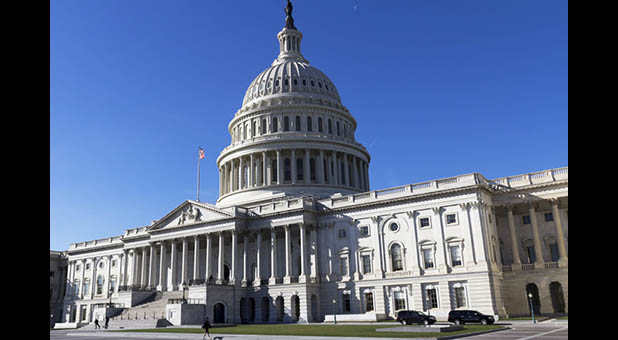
[202,317,211,339]
[104,317,109,329]
[94,318,100,329]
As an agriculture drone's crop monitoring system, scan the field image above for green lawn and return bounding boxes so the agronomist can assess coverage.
[114,324,505,338]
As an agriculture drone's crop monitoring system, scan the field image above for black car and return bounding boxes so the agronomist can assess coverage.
[396,310,437,325]
[448,310,495,325]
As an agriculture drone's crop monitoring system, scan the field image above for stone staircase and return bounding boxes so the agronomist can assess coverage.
[82,290,184,330]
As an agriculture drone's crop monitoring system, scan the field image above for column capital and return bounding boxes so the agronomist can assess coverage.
[432,207,444,215]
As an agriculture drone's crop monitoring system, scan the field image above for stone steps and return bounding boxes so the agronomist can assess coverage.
[113,290,184,321]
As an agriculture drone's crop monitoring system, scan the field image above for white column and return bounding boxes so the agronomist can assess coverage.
[205,234,212,282]
[277,150,282,185]
[217,232,225,283]
[91,257,98,298]
[309,226,318,281]
[262,151,267,186]
[284,225,292,284]
[291,149,297,184]
[121,249,129,287]
[318,150,325,184]
[231,231,237,284]
[106,255,112,298]
[305,149,311,183]
[333,153,340,185]
[506,205,522,266]
[249,153,254,187]
[254,231,262,286]
[242,233,248,286]
[299,223,307,283]
[169,240,177,290]
[140,248,147,288]
[239,157,244,190]
[181,237,188,284]
[528,203,544,265]
[148,244,155,289]
[269,228,278,285]
[193,236,200,281]
[343,153,349,186]
[127,252,135,288]
[65,261,74,297]
[158,242,166,291]
[551,199,568,263]
[79,259,86,299]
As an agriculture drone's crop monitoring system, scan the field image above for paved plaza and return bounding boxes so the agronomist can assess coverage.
[51,321,568,340]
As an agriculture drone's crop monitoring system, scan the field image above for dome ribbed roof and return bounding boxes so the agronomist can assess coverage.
[242,60,342,107]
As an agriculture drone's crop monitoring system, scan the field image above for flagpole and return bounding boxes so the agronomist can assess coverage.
[197,147,201,202]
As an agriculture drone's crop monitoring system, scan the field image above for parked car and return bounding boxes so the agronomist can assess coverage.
[396,310,437,325]
[448,310,495,325]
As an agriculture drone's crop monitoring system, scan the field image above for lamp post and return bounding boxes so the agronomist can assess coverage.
[108,287,113,307]
[527,292,536,324]
[332,298,337,324]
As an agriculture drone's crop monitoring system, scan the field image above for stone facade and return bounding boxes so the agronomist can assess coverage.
[57,1,567,326]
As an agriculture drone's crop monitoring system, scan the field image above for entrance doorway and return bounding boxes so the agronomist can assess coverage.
[214,303,225,324]
[526,283,541,315]
[549,282,566,314]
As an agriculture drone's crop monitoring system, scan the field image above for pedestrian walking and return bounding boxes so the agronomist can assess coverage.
[202,317,211,339]
[94,318,100,329]
[105,317,109,329]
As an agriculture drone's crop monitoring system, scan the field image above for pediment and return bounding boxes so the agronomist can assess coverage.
[148,200,233,231]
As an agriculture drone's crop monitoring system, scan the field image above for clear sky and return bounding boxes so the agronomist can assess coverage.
[50,0,568,251]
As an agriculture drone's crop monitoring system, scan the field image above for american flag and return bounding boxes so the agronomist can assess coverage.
[199,148,205,159]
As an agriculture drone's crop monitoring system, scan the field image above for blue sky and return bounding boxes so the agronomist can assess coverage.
[50,0,568,251]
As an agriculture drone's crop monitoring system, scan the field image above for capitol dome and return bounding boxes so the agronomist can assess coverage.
[216,1,370,207]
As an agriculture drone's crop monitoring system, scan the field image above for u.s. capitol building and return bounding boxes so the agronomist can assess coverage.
[55,1,567,327]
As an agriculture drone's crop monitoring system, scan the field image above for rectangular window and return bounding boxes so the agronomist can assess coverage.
[338,229,346,238]
[423,248,434,269]
[365,292,374,312]
[544,212,554,222]
[340,256,348,276]
[449,245,462,266]
[427,289,438,309]
[362,255,372,274]
[110,277,117,292]
[454,287,467,308]
[522,215,531,224]
[419,217,431,228]
[359,226,369,236]
[550,243,559,262]
[50,271,55,277]
[83,282,90,297]
[446,213,458,225]
[394,291,406,311]
[526,246,536,264]
[343,293,351,312]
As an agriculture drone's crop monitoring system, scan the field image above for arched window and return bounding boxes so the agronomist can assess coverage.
[318,117,323,132]
[284,158,291,181]
[110,276,117,292]
[271,159,278,182]
[83,279,90,297]
[284,116,290,131]
[272,117,278,132]
[96,275,104,295]
[297,158,304,181]
[262,119,267,134]
[390,244,403,271]
[295,116,301,131]
[243,124,247,140]
[307,116,312,131]
[336,121,341,136]
[251,121,256,138]
[328,119,333,134]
